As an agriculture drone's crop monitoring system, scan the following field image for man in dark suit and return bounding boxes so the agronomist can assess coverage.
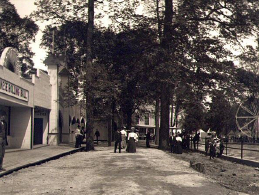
[114,129,122,153]
[0,113,7,171]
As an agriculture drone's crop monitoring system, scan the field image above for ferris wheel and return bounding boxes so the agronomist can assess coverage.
[236,98,259,138]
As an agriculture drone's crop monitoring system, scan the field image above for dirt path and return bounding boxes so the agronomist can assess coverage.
[0,147,248,195]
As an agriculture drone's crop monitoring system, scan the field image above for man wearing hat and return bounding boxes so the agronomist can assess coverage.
[0,113,7,171]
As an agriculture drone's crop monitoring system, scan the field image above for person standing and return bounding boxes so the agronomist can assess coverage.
[120,126,127,149]
[176,133,183,154]
[170,133,176,153]
[193,132,200,150]
[146,130,151,148]
[127,127,138,153]
[95,129,100,145]
[114,129,122,153]
[205,137,210,156]
[75,125,83,148]
[80,126,85,145]
[0,114,7,171]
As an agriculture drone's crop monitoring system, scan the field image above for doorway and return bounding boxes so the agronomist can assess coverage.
[34,118,43,145]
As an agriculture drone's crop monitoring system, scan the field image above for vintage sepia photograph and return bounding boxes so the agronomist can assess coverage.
[0,0,259,194]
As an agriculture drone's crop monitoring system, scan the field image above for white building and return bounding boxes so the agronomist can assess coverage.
[0,48,83,149]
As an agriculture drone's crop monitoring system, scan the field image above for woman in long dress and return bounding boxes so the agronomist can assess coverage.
[127,127,138,153]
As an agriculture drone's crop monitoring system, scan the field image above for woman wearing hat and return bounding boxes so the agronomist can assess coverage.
[127,127,138,153]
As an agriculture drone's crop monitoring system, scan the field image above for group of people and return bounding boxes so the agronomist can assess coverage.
[74,125,85,148]
[169,132,207,154]
[114,126,139,153]
[205,136,224,159]
[74,126,102,148]
[170,132,191,154]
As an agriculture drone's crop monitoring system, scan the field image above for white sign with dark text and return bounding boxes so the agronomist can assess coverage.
[0,78,29,101]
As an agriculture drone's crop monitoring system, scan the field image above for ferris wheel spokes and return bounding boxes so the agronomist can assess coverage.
[236,116,257,119]
[251,103,258,115]
[238,118,256,131]
[240,104,255,116]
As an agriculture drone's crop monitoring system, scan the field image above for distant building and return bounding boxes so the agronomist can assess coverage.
[132,105,184,140]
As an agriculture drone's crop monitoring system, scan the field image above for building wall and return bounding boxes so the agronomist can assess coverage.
[65,105,82,143]
[34,111,49,145]
[33,69,51,146]
[0,64,33,149]
[0,65,34,108]
[48,65,59,145]
[9,107,32,149]
[33,69,52,110]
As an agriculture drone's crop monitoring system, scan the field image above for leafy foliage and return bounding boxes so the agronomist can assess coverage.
[205,90,238,136]
[32,0,259,140]
[0,0,38,74]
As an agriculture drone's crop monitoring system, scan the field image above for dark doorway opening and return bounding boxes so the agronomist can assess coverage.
[34,118,43,145]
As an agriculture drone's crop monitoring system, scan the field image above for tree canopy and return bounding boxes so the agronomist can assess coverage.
[30,0,259,146]
[0,0,38,74]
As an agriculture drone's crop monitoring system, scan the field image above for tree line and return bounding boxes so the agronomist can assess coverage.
[2,0,259,149]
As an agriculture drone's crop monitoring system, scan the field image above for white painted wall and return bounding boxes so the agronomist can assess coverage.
[48,64,59,145]
[33,70,51,109]
[9,107,32,149]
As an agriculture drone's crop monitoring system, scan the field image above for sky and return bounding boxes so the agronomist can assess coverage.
[10,0,48,70]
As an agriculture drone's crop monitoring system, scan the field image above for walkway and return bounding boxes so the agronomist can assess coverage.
[0,143,82,177]
[1,139,258,178]
[0,145,242,195]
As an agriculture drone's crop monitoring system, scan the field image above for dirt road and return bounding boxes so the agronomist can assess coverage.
[0,146,247,195]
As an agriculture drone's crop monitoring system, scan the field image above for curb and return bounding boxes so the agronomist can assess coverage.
[0,147,83,178]
[192,149,259,168]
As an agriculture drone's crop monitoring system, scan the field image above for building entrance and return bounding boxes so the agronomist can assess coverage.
[34,118,43,145]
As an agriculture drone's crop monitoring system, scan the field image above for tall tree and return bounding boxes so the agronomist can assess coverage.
[0,0,38,75]
[84,0,95,150]
[158,0,173,149]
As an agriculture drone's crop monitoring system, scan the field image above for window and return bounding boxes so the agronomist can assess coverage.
[144,113,149,125]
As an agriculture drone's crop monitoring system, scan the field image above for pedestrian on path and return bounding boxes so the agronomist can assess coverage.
[114,129,122,153]
[127,127,138,153]
[170,133,177,153]
[0,113,7,171]
[95,129,100,145]
[175,133,183,154]
[146,130,151,148]
[205,137,210,156]
[75,125,83,148]
[193,132,200,150]
[80,126,85,144]
[120,126,127,149]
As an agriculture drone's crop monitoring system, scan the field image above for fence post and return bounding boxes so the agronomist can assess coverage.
[225,141,228,156]
[241,139,243,159]
[190,136,193,149]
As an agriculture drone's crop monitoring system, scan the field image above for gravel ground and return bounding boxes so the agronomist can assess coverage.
[170,149,259,194]
[0,146,248,195]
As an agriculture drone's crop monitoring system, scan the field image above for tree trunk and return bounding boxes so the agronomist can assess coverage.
[159,84,170,149]
[158,0,173,149]
[85,0,95,151]
[155,95,160,145]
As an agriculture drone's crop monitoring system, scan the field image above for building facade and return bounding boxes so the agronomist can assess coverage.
[0,48,83,149]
